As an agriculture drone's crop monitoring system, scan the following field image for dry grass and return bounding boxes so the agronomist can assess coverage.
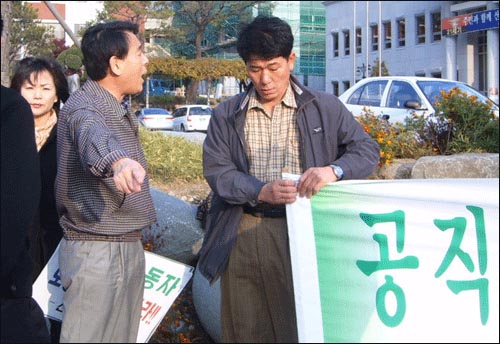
[150,179,211,205]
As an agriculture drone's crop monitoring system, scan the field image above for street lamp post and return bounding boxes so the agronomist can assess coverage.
[356,63,372,79]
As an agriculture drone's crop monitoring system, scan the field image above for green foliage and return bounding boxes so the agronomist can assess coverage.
[370,58,390,77]
[140,95,186,110]
[9,2,55,68]
[476,119,500,153]
[147,57,246,83]
[139,127,204,184]
[358,88,499,165]
[57,46,84,71]
[431,87,499,154]
[356,109,436,166]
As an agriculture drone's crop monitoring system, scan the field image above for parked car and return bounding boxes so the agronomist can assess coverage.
[338,76,499,124]
[172,105,213,132]
[135,107,173,130]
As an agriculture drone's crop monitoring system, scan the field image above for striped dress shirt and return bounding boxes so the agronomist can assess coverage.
[55,79,157,241]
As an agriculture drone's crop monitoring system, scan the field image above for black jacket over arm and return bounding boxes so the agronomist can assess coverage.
[1,85,41,298]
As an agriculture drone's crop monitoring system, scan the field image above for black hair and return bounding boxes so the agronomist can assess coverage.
[236,15,294,63]
[81,20,139,81]
[10,57,69,113]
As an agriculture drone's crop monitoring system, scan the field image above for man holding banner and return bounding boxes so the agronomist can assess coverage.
[198,15,380,343]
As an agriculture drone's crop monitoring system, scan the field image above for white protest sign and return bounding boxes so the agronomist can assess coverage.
[33,245,194,343]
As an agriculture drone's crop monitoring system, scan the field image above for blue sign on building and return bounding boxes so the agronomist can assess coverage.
[442,8,499,36]
[467,8,499,33]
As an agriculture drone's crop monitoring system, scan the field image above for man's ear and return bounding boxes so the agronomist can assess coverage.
[287,52,296,71]
[109,56,124,76]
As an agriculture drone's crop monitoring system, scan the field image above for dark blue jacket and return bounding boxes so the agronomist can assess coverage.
[198,76,380,284]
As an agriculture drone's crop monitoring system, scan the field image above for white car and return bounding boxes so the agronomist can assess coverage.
[172,105,213,132]
[338,76,499,124]
[136,107,173,130]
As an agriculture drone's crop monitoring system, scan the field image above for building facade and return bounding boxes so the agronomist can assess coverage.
[261,1,326,91]
[27,1,104,46]
[196,0,328,96]
[324,1,499,104]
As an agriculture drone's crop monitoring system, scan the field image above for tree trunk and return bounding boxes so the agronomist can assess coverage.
[1,1,13,86]
[185,79,199,104]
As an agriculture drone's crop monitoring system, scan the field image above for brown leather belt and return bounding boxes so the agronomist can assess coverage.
[243,203,286,218]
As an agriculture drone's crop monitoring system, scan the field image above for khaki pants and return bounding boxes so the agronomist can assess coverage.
[221,214,298,343]
[59,239,145,343]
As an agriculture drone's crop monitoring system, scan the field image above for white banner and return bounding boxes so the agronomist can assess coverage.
[286,177,499,343]
[33,245,193,343]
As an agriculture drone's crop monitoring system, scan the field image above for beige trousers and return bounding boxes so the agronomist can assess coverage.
[58,238,145,343]
[221,214,298,343]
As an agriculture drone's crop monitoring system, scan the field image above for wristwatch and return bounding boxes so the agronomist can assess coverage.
[330,164,344,180]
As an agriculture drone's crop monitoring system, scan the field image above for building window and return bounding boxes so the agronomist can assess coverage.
[397,18,405,47]
[74,23,87,36]
[356,27,362,54]
[371,24,378,51]
[332,32,339,57]
[332,81,339,96]
[343,30,350,56]
[342,80,350,93]
[432,12,441,42]
[415,71,426,77]
[383,21,391,49]
[416,14,425,44]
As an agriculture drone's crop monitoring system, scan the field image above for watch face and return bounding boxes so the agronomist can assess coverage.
[332,165,343,179]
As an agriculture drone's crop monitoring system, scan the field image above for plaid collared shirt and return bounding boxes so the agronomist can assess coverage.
[244,84,302,183]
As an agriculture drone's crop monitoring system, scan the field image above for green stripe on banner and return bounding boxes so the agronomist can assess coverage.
[287,178,499,343]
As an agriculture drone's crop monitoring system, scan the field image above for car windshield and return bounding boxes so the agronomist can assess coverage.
[416,80,497,107]
[144,108,169,115]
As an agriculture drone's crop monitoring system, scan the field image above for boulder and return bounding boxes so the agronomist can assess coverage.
[192,267,222,343]
[411,153,499,179]
[143,188,204,266]
[376,158,416,179]
[147,188,221,342]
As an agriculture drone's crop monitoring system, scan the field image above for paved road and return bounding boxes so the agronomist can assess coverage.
[160,130,206,145]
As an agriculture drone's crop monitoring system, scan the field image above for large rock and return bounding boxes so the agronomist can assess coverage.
[411,153,499,179]
[143,188,204,266]
[146,188,221,342]
[376,158,416,179]
[192,267,222,343]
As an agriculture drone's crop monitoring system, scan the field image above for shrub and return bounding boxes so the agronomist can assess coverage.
[356,108,436,166]
[357,87,499,164]
[431,87,499,154]
[139,127,204,184]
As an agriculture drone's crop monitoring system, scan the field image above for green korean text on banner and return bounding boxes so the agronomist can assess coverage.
[285,176,498,343]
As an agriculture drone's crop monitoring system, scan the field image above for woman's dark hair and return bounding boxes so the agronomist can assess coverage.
[10,57,69,113]
[236,15,294,63]
[81,20,139,81]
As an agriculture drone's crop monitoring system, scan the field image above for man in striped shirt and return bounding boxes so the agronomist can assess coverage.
[55,21,157,343]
